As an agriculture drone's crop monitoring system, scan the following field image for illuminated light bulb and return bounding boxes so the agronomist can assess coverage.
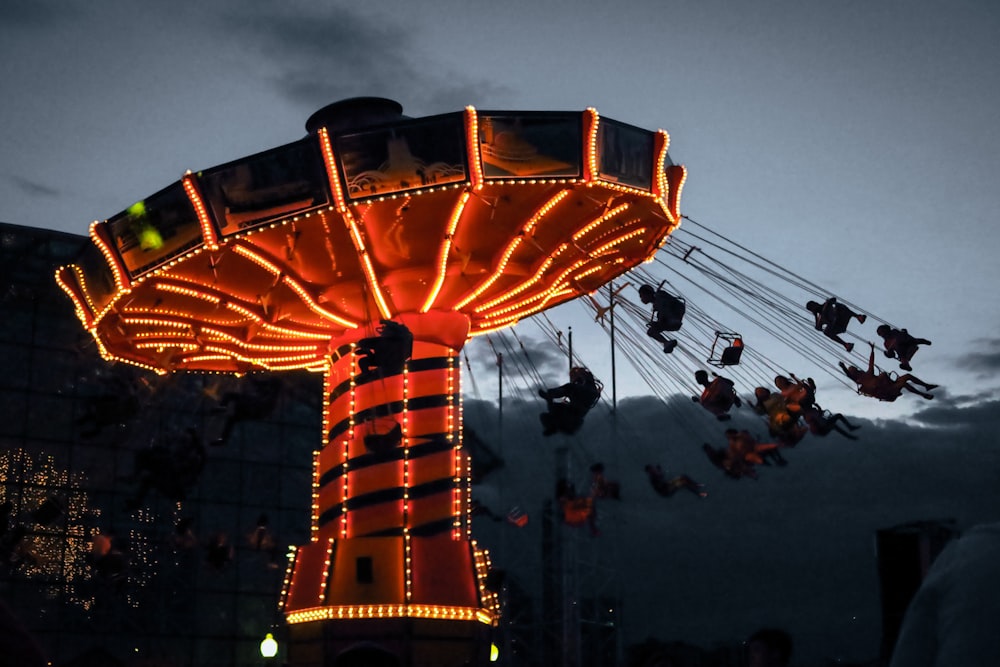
[464,106,483,189]
[260,633,278,659]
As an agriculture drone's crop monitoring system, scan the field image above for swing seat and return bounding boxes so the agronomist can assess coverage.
[708,331,744,367]
[561,498,594,526]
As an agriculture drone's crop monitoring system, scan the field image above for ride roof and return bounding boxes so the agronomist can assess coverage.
[56,99,686,375]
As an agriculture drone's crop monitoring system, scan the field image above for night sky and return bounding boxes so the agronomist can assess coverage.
[3,1,1000,664]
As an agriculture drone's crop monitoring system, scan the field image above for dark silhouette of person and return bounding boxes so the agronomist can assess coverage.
[704,429,785,480]
[703,442,753,480]
[840,343,936,401]
[726,428,785,466]
[211,376,282,446]
[692,369,742,420]
[76,375,141,438]
[355,319,414,376]
[89,529,128,589]
[205,532,234,571]
[801,404,861,440]
[589,462,621,500]
[806,296,866,351]
[773,374,816,413]
[751,387,807,446]
[246,513,275,551]
[638,284,686,353]
[644,464,706,498]
[539,367,603,436]
[877,324,931,372]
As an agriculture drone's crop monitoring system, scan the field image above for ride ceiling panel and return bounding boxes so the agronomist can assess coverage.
[57,106,684,374]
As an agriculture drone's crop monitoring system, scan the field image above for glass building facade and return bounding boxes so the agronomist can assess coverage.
[0,222,320,666]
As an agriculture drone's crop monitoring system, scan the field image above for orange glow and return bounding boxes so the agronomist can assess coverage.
[474,287,575,333]
[59,106,684,372]
[465,107,484,190]
[54,266,95,328]
[668,165,688,225]
[154,281,221,304]
[90,220,130,292]
[231,243,358,329]
[421,191,470,312]
[318,127,392,320]
[182,173,219,251]
[474,252,559,313]
[286,603,495,625]
[584,108,600,182]
[279,548,297,611]
[59,104,686,637]
[358,249,392,319]
[591,227,647,255]
[653,130,670,202]
[318,128,348,212]
[571,202,630,242]
[342,369,353,538]
[453,189,571,310]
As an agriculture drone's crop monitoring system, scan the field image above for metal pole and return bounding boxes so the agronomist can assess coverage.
[568,327,573,373]
[555,445,576,667]
[609,281,617,415]
[497,352,503,440]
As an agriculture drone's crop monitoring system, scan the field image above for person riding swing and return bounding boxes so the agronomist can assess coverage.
[692,369,742,421]
[355,319,414,376]
[876,324,931,372]
[805,296,866,352]
[538,367,603,436]
[840,342,937,401]
[638,283,686,353]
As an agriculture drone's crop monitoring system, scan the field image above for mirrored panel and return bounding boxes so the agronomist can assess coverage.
[336,113,467,200]
[479,112,582,179]
[200,138,330,237]
[598,118,654,190]
[107,183,203,279]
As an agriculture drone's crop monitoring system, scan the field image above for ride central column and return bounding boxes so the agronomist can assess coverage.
[281,312,497,667]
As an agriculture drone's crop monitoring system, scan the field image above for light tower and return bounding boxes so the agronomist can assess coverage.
[56,98,686,666]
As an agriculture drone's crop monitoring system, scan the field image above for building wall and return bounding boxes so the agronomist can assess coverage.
[0,223,319,666]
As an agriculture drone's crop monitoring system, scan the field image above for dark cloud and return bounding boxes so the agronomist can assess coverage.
[955,337,1000,378]
[908,397,1000,431]
[463,390,1000,664]
[465,333,570,389]
[5,174,60,199]
[223,4,511,115]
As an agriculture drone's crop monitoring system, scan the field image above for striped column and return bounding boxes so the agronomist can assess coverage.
[281,317,496,667]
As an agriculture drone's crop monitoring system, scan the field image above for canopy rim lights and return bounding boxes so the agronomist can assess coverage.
[56,101,686,376]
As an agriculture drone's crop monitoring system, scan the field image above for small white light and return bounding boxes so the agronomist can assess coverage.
[260,633,278,658]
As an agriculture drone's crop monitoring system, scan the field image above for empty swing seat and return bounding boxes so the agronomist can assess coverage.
[709,332,744,367]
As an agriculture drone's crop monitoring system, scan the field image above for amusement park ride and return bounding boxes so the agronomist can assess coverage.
[55,98,686,666]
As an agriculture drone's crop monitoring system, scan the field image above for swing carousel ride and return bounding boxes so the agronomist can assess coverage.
[55,98,687,667]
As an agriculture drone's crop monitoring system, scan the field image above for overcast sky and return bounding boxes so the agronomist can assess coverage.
[3,1,1000,663]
